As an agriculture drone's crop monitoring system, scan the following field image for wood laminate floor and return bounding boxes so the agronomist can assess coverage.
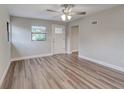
[1,52,124,89]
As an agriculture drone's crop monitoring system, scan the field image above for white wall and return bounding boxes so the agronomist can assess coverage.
[68,5,124,70]
[11,16,66,59]
[71,26,79,52]
[0,5,10,82]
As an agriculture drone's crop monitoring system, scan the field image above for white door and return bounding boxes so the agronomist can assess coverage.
[52,25,65,54]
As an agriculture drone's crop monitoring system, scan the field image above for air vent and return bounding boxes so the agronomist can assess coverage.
[92,20,98,24]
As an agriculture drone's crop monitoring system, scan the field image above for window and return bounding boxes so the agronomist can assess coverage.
[31,26,47,41]
[55,28,63,34]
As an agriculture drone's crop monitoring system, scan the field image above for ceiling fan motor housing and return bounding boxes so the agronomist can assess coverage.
[61,4,74,15]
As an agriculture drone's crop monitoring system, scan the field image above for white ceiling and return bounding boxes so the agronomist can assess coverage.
[6,4,119,21]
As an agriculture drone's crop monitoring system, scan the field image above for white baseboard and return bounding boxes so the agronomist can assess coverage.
[11,53,52,62]
[0,62,11,88]
[79,55,124,73]
[72,50,78,52]
[66,51,72,54]
[66,50,78,54]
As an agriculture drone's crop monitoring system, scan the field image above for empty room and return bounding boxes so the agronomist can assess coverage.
[0,4,124,89]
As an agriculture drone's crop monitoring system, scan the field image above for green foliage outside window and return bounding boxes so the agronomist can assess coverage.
[31,26,47,41]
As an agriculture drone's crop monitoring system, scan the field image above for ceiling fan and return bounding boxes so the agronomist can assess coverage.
[46,4,86,21]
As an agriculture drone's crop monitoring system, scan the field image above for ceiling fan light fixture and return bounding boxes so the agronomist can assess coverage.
[67,15,72,20]
[61,14,66,21]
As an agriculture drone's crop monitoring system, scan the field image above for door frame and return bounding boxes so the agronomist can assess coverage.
[67,24,80,54]
[70,25,79,53]
[51,24,66,55]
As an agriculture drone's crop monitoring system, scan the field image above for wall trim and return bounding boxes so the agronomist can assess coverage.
[72,49,78,52]
[66,50,78,54]
[0,62,11,88]
[79,55,124,73]
[66,51,72,54]
[11,51,72,61]
[11,53,53,62]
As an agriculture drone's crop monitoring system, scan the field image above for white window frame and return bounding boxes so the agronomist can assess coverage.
[31,26,47,41]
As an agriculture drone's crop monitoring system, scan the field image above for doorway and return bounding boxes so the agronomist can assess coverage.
[52,24,65,54]
[71,26,79,54]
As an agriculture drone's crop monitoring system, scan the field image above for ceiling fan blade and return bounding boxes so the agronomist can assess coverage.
[46,9,59,12]
[70,11,86,15]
